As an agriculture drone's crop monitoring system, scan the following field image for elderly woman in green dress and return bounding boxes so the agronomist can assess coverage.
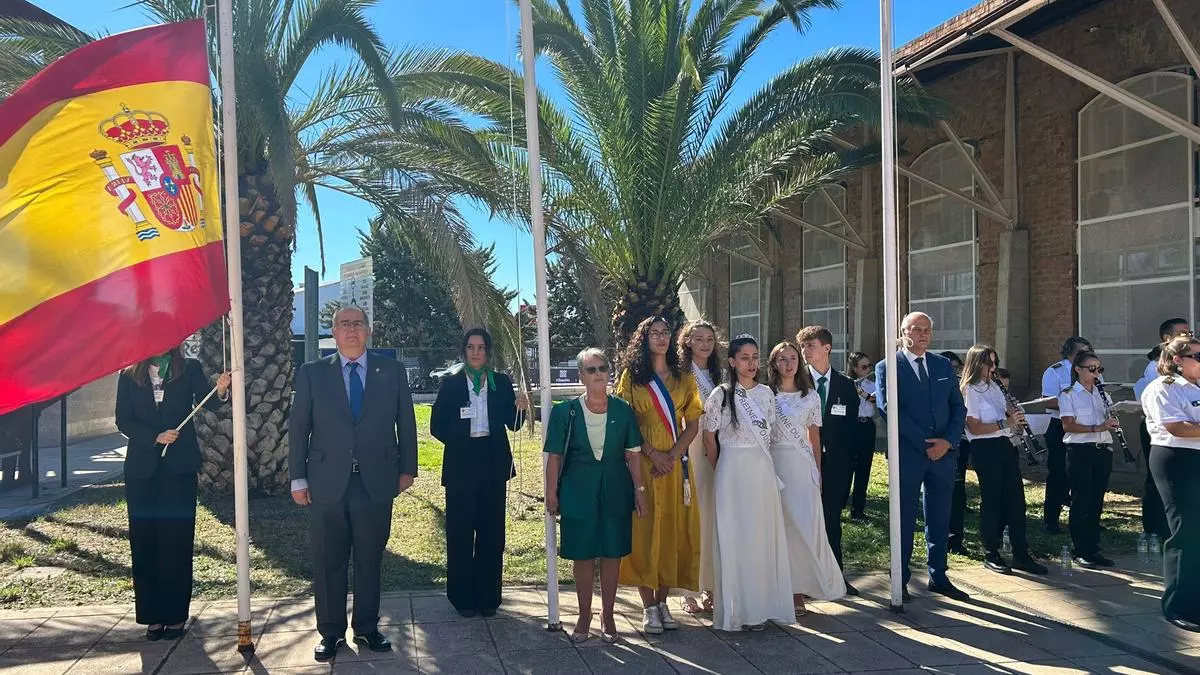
[545,347,647,644]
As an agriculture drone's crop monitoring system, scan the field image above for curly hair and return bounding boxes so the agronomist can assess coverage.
[678,320,722,386]
[621,316,681,385]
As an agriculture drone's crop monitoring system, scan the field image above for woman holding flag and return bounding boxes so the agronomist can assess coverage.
[616,316,704,635]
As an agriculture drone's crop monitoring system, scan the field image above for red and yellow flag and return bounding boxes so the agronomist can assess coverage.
[0,20,228,415]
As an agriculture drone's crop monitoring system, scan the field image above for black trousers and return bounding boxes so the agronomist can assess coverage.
[1150,445,1200,623]
[948,438,972,550]
[309,473,393,638]
[821,450,854,569]
[1140,421,1170,537]
[849,419,877,517]
[1067,443,1112,557]
[1044,418,1072,527]
[971,437,1029,555]
[445,476,507,612]
[126,468,198,626]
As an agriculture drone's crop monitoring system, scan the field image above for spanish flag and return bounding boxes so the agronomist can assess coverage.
[0,21,227,415]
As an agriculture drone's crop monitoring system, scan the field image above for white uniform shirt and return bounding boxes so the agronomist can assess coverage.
[1059,382,1112,445]
[467,379,490,437]
[1134,360,1159,402]
[1143,376,1200,450]
[963,382,1011,441]
[149,364,165,404]
[856,378,877,418]
[1041,359,1072,419]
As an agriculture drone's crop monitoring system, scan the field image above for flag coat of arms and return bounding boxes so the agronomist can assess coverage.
[0,20,228,415]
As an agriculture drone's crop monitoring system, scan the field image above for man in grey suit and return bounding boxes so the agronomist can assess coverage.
[289,305,418,662]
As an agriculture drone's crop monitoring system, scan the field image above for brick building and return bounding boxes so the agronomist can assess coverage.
[685,0,1200,399]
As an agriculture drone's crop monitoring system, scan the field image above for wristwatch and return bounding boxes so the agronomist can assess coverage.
[636,486,646,493]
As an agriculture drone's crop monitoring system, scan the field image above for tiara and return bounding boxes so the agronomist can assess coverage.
[734,333,756,340]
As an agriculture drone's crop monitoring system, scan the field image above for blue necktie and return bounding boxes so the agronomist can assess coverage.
[347,361,364,423]
[916,357,931,392]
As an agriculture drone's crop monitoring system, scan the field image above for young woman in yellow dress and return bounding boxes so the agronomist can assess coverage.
[616,315,704,635]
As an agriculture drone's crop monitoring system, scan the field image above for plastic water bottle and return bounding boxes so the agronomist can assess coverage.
[1138,533,1148,564]
[1150,534,1161,564]
[1060,545,1073,577]
[1002,530,1011,555]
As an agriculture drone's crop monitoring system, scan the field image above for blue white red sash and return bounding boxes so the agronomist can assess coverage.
[648,374,691,506]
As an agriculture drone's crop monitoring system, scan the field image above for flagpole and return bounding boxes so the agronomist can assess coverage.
[879,0,904,612]
[517,0,559,631]
[216,0,255,650]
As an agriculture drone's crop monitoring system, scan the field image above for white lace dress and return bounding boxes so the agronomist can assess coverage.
[704,383,794,631]
[771,390,847,600]
[687,364,718,593]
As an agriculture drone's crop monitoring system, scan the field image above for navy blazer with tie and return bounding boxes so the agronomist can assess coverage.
[875,351,966,455]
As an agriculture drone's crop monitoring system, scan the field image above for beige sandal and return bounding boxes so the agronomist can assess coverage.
[701,590,715,613]
[681,595,704,615]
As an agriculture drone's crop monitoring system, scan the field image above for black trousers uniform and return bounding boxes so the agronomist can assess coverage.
[1067,442,1112,558]
[849,418,876,517]
[1150,445,1200,623]
[1043,418,1072,528]
[971,437,1029,555]
[309,473,393,638]
[821,451,854,569]
[948,437,972,551]
[1140,420,1170,537]
[126,467,198,626]
[445,437,507,612]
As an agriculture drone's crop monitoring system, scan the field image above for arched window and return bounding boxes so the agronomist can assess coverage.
[802,186,847,359]
[1078,71,1194,382]
[729,233,762,340]
[907,143,976,351]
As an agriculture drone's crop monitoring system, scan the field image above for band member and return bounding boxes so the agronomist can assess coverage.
[876,312,969,601]
[1059,350,1117,568]
[941,351,971,556]
[1041,336,1094,534]
[959,345,1048,576]
[1135,318,1191,540]
[679,320,722,616]
[797,325,861,596]
[847,352,877,521]
[702,336,793,631]
[1142,335,1200,632]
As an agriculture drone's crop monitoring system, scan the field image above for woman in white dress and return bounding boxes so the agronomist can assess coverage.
[680,320,722,615]
[702,335,794,632]
[767,342,846,616]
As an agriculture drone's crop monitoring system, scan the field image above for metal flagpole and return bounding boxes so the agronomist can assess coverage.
[879,0,904,612]
[517,0,559,631]
[216,0,255,651]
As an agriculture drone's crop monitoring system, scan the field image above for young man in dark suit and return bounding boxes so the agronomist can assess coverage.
[875,312,969,602]
[797,325,861,597]
[289,306,418,662]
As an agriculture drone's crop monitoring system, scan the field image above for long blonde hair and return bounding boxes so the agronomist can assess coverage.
[1157,335,1200,381]
[959,344,997,394]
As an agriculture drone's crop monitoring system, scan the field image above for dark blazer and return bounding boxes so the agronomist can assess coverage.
[115,358,226,480]
[815,368,861,461]
[544,396,641,519]
[875,352,966,456]
[288,353,419,505]
[430,371,525,489]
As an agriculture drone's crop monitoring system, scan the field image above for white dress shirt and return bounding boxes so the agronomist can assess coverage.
[1059,382,1113,445]
[901,349,928,379]
[963,382,1011,441]
[1143,376,1200,450]
[856,378,876,418]
[467,377,490,437]
[807,364,832,393]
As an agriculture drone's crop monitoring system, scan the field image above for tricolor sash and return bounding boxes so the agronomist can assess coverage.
[776,396,821,487]
[732,385,784,490]
[648,374,691,506]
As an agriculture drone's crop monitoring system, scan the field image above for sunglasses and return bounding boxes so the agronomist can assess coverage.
[1178,353,1200,362]
[582,364,611,375]
[1083,365,1105,374]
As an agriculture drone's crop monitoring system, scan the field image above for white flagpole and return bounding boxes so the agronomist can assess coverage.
[517,0,559,631]
[216,0,255,650]
[879,0,904,611]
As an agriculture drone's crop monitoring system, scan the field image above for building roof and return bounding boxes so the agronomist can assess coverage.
[0,0,68,25]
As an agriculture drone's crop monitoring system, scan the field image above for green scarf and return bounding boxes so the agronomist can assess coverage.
[464,365,495,395]
[151,354,172,381]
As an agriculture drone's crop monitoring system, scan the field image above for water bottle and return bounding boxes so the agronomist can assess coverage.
[1002,530,1011,555]
[1150,534,1161,564]
[1060,545,1073,577]
[1138,533,1148,564]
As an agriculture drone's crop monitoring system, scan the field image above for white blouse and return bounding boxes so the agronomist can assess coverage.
[1143,376,1200,451]
[1059,382,1112,445]
[771,390,822,450]
[963,382,1011,441]
[581,401,607,461]
[703,383,776,447]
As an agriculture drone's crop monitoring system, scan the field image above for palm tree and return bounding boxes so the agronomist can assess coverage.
[419,0,941,345]
[0,1,516,493]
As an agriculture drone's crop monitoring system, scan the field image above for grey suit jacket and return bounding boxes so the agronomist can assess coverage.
[288,353,418,504]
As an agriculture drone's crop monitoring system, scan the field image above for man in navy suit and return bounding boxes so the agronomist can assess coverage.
[876,312,970,602]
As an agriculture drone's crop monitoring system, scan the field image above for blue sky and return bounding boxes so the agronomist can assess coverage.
[38,0,977,301]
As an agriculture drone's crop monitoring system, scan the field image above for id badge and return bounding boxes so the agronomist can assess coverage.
[830,404,848,417]
[153,385,164,404]
[460,406,476,419]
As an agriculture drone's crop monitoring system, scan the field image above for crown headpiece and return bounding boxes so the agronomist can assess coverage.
[98,104,170,149]
[734,333,756,341]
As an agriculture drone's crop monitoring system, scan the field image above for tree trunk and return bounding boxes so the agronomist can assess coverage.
[611,274,684,349]
[196,172,295,495]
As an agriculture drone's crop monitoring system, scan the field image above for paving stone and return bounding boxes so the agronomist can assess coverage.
[653,635,759,674]
[934,624,1056,664]
[413,620,494,657]
[490,588,544,619]
[22,614,122,648]
[1071,653,1176,674]
[712,619,790,641]
[377,595,413,626]
[337,625,416,660]
[1160,648,1200,670]
[943,660,1090,674]
[498,647,589,675]
[794,629,914,672]
[267,602,317,633]
[1001,621,1126,658]
[410,595,472,624]
[863,628,988,667]
[778,608,856,635]
[158,636,253,674]
[98,614,159,643]
[187,602,273,639]
[486,617,571,651]
[51,604,132,618]
[1120,611,1200,648]
[260,667,333,675]
[66,641,172,674]
[810,600,913,632]
[996,590,1101,620]
[577,642,676,674]
[332,660,417,674]
[0,645,88,675]
[1071,616,1188,653]
[0,617,46,649]
[415,650,503,674]
[619,613,716,645]
[727,634,841,674]
[254,629,330,669]
[0,607,57,620]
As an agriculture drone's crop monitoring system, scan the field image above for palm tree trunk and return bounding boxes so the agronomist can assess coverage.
[196,172,295,494]
[611,275,684,348]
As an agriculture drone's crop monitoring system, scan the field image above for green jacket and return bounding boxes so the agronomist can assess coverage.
[544,395,643,520]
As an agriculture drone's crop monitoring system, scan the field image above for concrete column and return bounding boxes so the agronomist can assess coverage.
[995,229,1031,388]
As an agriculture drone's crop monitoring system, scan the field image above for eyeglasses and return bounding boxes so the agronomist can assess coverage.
[1084,365,1105,374]
[1178,353,1200,362]
[336,320,366,330]
[648,331,671,340]
[582,364,611,374]
[855,362,871,369]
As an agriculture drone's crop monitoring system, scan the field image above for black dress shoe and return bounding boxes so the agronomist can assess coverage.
[478,607,497,618]
[1011,556,1049,575]
[457,608,477,618]
[902,587,911,603]
[928,580,970,602]
[948,544,970,556]
[162,625,186,640]
[1169,617,1200,632]
[353,631,392,652]
[984,552,1012,575]
[1074,554,1115,569]
[843,580,860,596]
[145,627,164,641]
[1093,554,1115,567]
[314,636,344,662]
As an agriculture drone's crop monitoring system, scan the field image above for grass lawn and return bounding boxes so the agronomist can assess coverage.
[0,408,1144,607]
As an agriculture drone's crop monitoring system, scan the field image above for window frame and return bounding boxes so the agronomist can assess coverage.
[801,186,849,358]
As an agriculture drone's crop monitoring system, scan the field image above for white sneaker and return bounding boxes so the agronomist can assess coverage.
[642,606,664,634]
[658,602,679,630]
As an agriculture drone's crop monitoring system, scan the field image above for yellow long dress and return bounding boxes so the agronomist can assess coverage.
[615,369,704,590]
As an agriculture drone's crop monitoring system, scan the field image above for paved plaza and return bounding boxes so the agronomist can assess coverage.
[0,555,1196,675]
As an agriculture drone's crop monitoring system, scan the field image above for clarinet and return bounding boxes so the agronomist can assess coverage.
[990,374,1047,466]
[1095,381,1135,463]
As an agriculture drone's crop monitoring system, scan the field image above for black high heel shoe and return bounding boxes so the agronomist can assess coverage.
[145,625,165,641]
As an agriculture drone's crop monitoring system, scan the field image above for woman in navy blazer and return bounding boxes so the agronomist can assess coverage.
[430,328,527,616]
[114,347,229,640]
